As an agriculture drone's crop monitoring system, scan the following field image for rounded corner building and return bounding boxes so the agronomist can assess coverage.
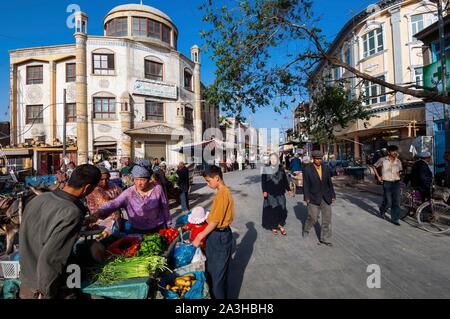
[9,3,218,173]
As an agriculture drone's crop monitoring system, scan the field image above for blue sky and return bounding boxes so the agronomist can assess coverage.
[0,0,376,128]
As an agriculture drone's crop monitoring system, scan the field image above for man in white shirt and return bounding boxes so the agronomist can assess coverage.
[373,145,403,226]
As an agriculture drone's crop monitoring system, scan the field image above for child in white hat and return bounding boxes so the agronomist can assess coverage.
[182,206,209,250]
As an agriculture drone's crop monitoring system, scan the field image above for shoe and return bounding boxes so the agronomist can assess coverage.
[392,220,400,226]
[319,241,333,247]
[302,231,309,238]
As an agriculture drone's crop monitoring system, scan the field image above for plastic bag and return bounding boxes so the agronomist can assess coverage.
[175,213,191,227]
[106,237,140,257]
[3,279,21,299]
[191,248,206,264]
[172,243,196,269]
[159,271,206,299]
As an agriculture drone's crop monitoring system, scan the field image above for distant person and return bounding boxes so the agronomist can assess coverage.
[410,151,433,201]
[373,145,403,226]
[290,153,302,173]
[176,161,190,213]
[302,151,336,246]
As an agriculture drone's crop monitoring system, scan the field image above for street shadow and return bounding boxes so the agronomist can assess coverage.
[293,201,321,240]
[190,182,207,193]
[228,222,257,299]
[239,174,261,186]
[339,193,380,218]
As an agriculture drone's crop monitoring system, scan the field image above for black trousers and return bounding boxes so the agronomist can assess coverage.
[205,228,232,299]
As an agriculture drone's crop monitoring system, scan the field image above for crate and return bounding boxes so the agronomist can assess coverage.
[0,261,20,279]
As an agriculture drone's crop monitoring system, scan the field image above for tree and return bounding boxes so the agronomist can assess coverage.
[200,0,450,120]
[298,80,371,144]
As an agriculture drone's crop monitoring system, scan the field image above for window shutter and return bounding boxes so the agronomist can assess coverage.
[108,54,115,69]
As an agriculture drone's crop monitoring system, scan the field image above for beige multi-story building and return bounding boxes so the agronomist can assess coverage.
[9,4,218,173]
[307,0,442,161]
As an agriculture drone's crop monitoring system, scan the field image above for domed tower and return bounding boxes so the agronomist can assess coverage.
[103,4,178,50]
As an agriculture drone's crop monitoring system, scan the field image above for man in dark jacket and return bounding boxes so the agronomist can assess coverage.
[302,151,336,246]
[176,161,190,213]
[19,164,101,299]
[410,151,433,201]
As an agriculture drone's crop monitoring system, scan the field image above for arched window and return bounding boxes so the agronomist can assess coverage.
[184,68,193,91]
[92,49,115,75]
[185,104,193,125]
[144,56,164,81]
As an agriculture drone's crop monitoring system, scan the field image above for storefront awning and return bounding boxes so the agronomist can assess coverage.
[1,149,32,156]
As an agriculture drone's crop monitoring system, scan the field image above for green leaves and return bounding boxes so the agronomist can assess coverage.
[200,0,314,118]
[299,80,371,144]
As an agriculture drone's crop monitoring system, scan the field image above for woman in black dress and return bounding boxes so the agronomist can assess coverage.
[261,153,293,235]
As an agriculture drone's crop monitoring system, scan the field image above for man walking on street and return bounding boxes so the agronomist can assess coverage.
[373,145,403,226]
[176,161,190,213]
[302,151,336,246]
[19,164,101,299]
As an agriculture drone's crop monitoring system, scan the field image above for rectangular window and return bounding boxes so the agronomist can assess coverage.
[344,47,351,66]
[66,103,76,122]
[26,65,43,85]
[93,97,116,119]
[145,101,164,121]
[145,60,163,81]
[93,53,114,75]
[147,19,161,39]
[26,105,43,124]
[184,71,193,90]
[66,63,76,82]
[162,24,170,44]
[133,17,147,37]
[414,67,423,87]
[364,75,386,105]
[106,17,128,37]
[411,14,424,41]
[334,67,340,81]
[363,28,384,58]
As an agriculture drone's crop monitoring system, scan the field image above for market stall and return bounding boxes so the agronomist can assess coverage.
[0,213,210,300]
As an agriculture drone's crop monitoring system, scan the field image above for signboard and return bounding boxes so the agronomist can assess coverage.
[423,55,450,93]
[132,79,178,99]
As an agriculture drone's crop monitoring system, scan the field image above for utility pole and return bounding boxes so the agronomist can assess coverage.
[63,89,67,173]
[436,0,449,150]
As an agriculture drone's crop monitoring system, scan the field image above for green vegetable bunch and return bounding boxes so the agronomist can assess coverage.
[168,173,179,184]
[137,233,168,257]
[96,256,171,285]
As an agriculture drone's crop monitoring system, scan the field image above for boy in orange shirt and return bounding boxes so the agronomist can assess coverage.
[192,165,235,299]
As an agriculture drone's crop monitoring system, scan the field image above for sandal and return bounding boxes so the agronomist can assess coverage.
[272,229,279,235]
[279,226,287,236]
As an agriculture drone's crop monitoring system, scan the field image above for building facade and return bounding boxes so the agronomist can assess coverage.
[307,0,442,162]
[415,13,449,174]
[9,4,219,171]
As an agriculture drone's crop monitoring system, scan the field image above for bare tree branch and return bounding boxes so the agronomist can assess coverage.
[279,18,450,105]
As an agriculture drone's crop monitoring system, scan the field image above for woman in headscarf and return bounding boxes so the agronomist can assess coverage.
[92,160,171,234]
[86,167,123,233]
[261,153,293,236]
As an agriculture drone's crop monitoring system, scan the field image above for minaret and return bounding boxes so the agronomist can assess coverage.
[74,11,89,164]
[191,45,202,143]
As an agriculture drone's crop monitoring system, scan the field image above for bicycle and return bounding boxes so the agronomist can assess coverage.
[400,185,450,234]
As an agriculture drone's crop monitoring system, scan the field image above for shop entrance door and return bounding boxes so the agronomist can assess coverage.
[144,142,166,161]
